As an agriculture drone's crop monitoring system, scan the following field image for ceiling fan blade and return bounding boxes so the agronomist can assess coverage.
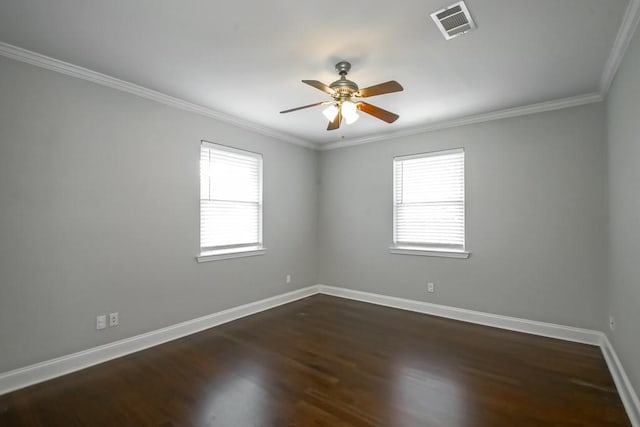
[357,102,399,123]
[327,110,341,131]
[357,81,404,98]
[302,80,336,95]
[280,102,326,114]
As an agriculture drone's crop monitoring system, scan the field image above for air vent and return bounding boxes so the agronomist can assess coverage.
[431,1,476,40]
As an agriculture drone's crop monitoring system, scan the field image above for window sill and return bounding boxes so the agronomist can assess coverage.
[389,247,470,259]
[196,247,266,263]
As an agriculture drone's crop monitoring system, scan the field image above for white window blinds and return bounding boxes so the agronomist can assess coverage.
[200,142,263,254]
[393,148,465,251]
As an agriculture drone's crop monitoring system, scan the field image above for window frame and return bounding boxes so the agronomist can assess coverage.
[390,148,470,259]
[197,141,265,263]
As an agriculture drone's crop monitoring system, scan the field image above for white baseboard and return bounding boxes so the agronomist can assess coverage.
[318,284,638,426]
[2,283,637,427]
[601,334,640,426]
[317,285,602,345]
[0,285,318,396]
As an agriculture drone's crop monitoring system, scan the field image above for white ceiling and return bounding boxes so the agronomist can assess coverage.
[0,0,631,146]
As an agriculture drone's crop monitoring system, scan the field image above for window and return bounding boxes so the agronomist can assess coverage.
[198,141,264,262]
[391,148,469,258]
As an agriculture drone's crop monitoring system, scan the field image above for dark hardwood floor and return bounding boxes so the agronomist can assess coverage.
[0,295,630,426]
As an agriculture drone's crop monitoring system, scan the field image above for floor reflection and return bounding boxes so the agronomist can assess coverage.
[390,355,469,425]
[198,360,268,427]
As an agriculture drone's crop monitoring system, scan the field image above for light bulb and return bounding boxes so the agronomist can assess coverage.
[322,104,339,122]
[341,100,359,125]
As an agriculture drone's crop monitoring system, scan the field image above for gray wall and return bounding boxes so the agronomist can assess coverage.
[318,103,608,329]
[606,25,640,395]
[2,47,632,384]
[0,56,319,372]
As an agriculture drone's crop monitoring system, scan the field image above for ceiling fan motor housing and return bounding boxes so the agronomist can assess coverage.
[330,79,359,98]
[330,62,358,99]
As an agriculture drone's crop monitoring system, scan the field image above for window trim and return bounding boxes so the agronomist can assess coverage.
[197,247,266,263]
[389,247,470,259]
[197,141,265,262]
[390,148,470,259]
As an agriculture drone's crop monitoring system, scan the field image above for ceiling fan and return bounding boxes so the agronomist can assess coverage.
[280,61,403,131]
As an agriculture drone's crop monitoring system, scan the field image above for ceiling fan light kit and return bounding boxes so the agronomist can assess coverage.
[280,61,403,131]
[322,104,339,122]
[341,100,359,124]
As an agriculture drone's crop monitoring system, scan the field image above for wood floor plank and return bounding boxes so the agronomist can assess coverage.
[0,295,631,426]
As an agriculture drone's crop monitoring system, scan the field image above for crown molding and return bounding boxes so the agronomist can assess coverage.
[3,0,638,154]
[322,0,639,151]
[319,92,604,151]
[600,0,640,94]
[0,42,317,150]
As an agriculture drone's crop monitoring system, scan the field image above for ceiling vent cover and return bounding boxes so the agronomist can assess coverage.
[431,1,476,40]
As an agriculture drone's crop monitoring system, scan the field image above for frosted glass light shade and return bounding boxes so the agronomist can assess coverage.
[322,104,339,121]
[341,100,359,124]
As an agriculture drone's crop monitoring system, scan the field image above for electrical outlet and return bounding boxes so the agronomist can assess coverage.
[609,316,615,331]
[286,274,291,284]
[427,282,435,293]
[96,315,106,330]
[109,312,119,327]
